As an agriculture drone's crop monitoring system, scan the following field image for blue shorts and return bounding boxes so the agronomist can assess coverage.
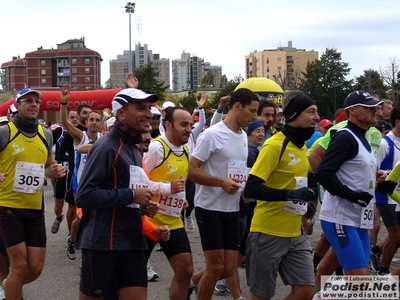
[321,220,369,271]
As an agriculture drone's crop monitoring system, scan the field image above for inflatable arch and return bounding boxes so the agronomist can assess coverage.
[235,78,284,105]
[0,88,123,116]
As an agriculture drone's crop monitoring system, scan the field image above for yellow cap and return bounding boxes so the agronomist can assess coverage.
[235,78,284,105]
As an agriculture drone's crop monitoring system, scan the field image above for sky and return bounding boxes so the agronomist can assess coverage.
[1,0,400,89]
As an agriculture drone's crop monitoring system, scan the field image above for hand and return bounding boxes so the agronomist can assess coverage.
[197,94,207,109]
[142,201,159,218]
[153,225,170,241]
[51,161,66,178]
[103,108,112,119]
[126,72,139,88]
[133,188,155,206]
[171,176,185,194]
[377,180,397,195]
[221,177,242,194]
[241,190,253,204]
[182,200,189,210]
[218,96,230,110]
[304,202,316,219]
[287,187,316,202]
[60,83,70,103]
[0,172,8,184]
[350,192,373,207]
[376,170,387,183]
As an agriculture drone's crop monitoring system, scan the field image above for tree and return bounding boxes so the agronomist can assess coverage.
[209,74,244,113]
[353,69,386,98]
[300,48,353,119]
[380,56,400,105]
[134,62,169,100]
[201,70,215,88]
[219,75,228,88]
[104,78,113,89]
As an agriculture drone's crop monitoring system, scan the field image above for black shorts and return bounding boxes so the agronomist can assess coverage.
[80,249,147,297]
[54,171,75,205]
[195,207,239,251]
[376,203,400,227]
[145,227,191,260]
[0,207,46,248]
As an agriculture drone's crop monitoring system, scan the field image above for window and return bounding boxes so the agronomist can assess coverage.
[267,66,270,72]
[85,77,90,83]
[277,66,282,71]
[85,68,90,74]
[72,68,77,74]
[85,59,90,64]
[41,78,46,84]
[72,77,77,83]
[72,59,77,64]
[266,58,269,64]
[41,69,46,75]
[41,60,46,66]
[277,57,282,62]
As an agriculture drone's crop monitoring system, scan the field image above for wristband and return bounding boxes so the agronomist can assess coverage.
[217,108,224,113]
[60,102,68,105]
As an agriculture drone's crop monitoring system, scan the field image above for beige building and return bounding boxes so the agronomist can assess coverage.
[245,41,318,90]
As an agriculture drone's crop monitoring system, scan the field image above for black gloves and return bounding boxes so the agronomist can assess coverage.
[349,192,373,208]
[304,201,316,219]
[377,180,397,195]
[287,187,316,202]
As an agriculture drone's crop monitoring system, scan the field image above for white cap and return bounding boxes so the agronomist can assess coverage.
[0,116,8,123]
[162,101,175,110]
[111,88,158,115]
[151,106,161,116]
[106,117,116,129]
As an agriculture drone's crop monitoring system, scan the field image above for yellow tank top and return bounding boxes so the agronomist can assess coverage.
[0,122,48,209]
[147,137,189,229]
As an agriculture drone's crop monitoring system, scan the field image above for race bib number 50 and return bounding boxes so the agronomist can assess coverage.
[13,161,45,193]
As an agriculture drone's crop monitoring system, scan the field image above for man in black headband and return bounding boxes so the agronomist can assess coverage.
[244,90,319,300]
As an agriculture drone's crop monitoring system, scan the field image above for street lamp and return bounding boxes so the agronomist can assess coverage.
[123,2,135,73]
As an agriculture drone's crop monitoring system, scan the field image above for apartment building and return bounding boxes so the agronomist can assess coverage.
[109,43,170,89]
[245,41,318,89]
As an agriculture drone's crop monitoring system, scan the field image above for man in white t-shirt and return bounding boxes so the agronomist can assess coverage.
[188,88,259,299]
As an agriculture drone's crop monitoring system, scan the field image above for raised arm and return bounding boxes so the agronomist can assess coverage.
[60,84,83,145]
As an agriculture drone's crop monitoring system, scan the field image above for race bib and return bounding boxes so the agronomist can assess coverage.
[360,201,374,229]
[283,176,308,215]
[13,161,45,193]
[158,191,186,217]
[128,165,149,209]
[228,160,248,191]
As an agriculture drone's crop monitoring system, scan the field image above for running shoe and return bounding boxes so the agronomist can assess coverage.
[369,249,381,274]
[147,261,159,281]
[67,237,76,260]
[51,215,64,234]
[154,243,163,251]
[185,216,194,230]
[215,278,230,294]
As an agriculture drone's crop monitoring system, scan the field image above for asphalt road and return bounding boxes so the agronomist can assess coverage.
[20,185,396,299]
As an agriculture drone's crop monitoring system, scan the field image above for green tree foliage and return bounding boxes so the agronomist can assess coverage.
[201,70,215,88]
[179,90,199,113]
[135,62,169,100]
[353,69,386,98]
[219,75,228,88]
[104,78,113,89]
[210,75,244,112]
[300,48,353,119]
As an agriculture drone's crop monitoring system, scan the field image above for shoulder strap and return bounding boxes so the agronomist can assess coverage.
[278,138,290,164]
[380,135,395,169]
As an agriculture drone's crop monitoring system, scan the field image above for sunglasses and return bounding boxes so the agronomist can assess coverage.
[18,98,42,105]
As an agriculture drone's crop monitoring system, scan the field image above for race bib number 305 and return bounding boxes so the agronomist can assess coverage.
[13,161,45,193]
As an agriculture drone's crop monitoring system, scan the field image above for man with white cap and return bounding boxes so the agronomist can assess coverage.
[150,106,162,138]
[75,87,158,300]
[0,87,65,300]
[315,90,383,278]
